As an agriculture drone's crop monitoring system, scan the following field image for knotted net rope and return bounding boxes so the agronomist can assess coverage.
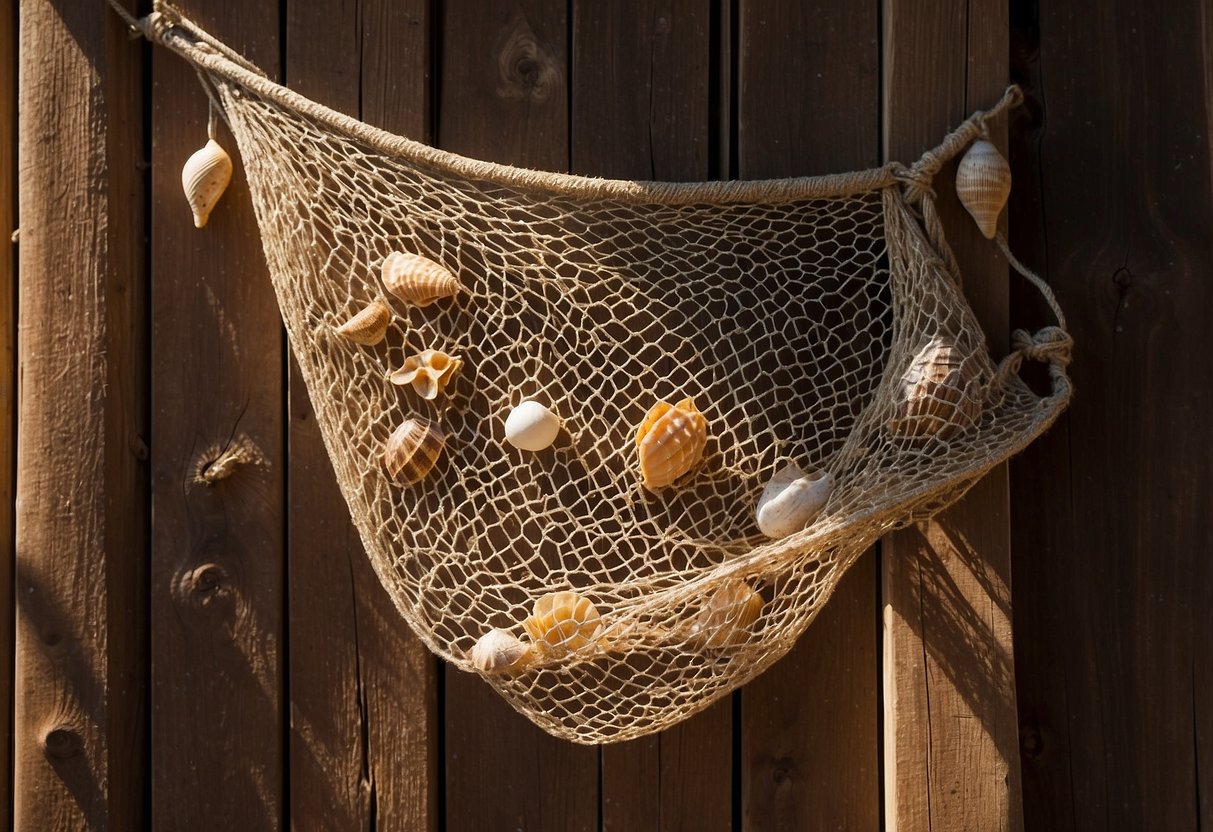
[119,1,1072,742]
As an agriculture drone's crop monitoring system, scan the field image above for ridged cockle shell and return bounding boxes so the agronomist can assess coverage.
[390,349,463,400]
[956,139,1011,239]
[755,463,834,539]
[691,580,764,649]
[382,417,445,483]
[636,397,707,491]
[335,301,392,346]
[522,591,601,657]
[504,401,561,451]
[181,138,233,228]
[889,338,983,439]
[382,251,461,306]
[470,628,533,674]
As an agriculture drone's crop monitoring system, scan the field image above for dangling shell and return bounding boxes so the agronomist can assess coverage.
[390,349,464,400]
[756,463,834,539]
[470,628,533,674]
[382,417,445,483]
[690,580,764,649]
[504,401,562,451]
[522,591,601,657]
[181,138,233,228]
[956,139,1011,239]
[889,338,983,439]
[335,301,392,346]
[382,251,461,306]
[635,397,707,491]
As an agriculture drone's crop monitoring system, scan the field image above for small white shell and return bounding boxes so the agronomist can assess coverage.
[504,401,561,451]
[756,463,834,539]
[470,628,532,674]
[181,138,233,228]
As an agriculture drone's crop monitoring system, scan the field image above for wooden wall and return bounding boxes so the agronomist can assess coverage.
[4,0,1208,829]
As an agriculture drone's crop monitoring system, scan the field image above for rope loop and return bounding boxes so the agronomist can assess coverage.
[1011,325,1072,368]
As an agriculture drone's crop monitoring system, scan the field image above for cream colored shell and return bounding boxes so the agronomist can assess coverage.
[504,400,561,451]
[335,301,392,346]
[470,628,533,674]
[382,251,461,306]
[181,138,233,228]
[390,349,464,400]
[889,338,982,439]
[756,463,834,539]
[523,591,601,657]
[635,397,707,491]
[691,580,764,649]
[382,417,445,483]
[956,139,1011,239]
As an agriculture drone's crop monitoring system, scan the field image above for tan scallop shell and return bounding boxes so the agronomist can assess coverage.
[181,138,233,228]
[382,417,445,483]
[956,139,1011,239]
[382,251,461,306]
[470,628,533,674]
[335,301,392,346]
[390,349,464,400]
[889,338,982,439]
[691,580,764,649]
[635,397,707,491]
[522,591,602,657]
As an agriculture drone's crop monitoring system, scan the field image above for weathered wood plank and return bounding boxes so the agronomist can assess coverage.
[882,1,1023,830]
[568,3,730,829]
[439,4,598,830]
[13,0,147,828]
[149,2,284,828]
[736,2,881,829]
[285,0,438,828]
[1009,0,1213,828]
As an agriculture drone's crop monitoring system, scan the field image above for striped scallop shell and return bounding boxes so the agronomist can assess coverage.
[522,591,601,657]
[956,139,1011,239]
[382,417,445,483]
[889,338,982,440]
[390,349,464,400]
[181,138,233,229]
[636,397,707,491]
[691,580,764,649]
[335,301,392,346]
[382,251,461,306]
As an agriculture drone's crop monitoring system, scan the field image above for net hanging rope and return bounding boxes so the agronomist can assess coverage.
[117,0,1072,743]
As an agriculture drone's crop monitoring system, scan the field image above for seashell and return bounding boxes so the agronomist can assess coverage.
[390,349,464,400]
[690,580,764,649]
[335,301,392,346]
[756,463,834,539]
[889,338,983,439]
[181,138,233,228]
[635,397,707,491]
[522,591,601,657]
[504,400,562,451]
[470,628,533,674]
[381,251,461,306]
[382,417,445,483]
[956,139,1011,239]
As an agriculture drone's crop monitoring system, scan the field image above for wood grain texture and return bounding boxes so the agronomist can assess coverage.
[569,3,731,829]
[882,1,1023,830]
[149,2,284,828]
[737,2,881,829]
[439,4,597,830]
[1009,0,1213,829]
[285,1,438,828]
[13,0,147,828]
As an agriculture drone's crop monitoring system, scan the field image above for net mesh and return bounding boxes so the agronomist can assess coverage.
[145,6,1071,743]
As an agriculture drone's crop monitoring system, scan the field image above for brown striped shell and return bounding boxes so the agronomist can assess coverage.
[390,349,464,400]
[382,251,461,306]
[956,139,1011,239]
[335,301,392,346]
[691,580,764,649]
[522,591,601,657]
[888,338,982,439]
[181,138,233,228]
[382,417,445,483]
[470,628,533,674]
[635,397,707,491]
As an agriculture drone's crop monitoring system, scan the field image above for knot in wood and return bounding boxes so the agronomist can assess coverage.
[495,12,561,102]
[43,727,82,760]
[177,562,233,609]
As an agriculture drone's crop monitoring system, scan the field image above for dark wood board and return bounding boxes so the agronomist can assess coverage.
[149,2,285,828]
[1009,0,1213,828]
[13,0,147,828]
[736,2,881,829]
[285,1,438,829]
[439,3,599,831]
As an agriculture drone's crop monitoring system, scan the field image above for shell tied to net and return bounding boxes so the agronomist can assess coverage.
[181,138,233,228]
[955,139,1012,239]
[889,338,983,439]
[504,400,562,452]
[382,417,445,483]
[690,580,764,649]
[523,591,602,658]
[755,463,834,539]
[390,349,464,400]
[335,301,392,346]
[470,628,533,674]
[636,397,708,491]
[382,251,462,306]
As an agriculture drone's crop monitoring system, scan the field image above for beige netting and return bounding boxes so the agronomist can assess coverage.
[129,3,1072,743]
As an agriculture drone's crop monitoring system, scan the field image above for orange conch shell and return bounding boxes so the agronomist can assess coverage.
[382,417,445,483]
[382,251,461,306]
[522,591,602,657]
[635,397,707,491]
[956,139,1011,239]
[889,338,982,439]
[390,349,464,400]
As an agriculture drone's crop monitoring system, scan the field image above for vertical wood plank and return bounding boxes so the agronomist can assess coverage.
[439,3,598,830]
[13,0,147,828]
[1009,0,1213,828]
[736,2,881,829]
[568,4,729,829]
[150,2,284,828]
[882,1,1023,830]
[286,0,438,828]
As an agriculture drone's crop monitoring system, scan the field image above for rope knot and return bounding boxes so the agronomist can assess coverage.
[1011,325,1072,367]
[890,162,936,205]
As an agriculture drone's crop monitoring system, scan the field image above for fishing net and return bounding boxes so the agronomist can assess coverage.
[127,3,1072,743]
